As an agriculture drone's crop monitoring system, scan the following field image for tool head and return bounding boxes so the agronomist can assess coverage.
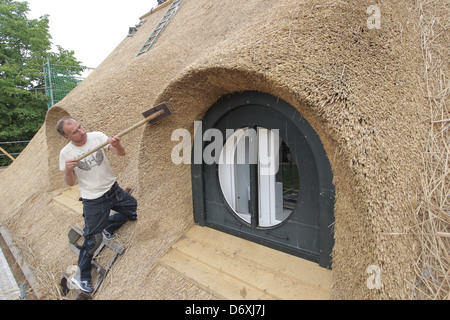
[142,102,172,124]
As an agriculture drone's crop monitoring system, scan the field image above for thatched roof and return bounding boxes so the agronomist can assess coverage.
[0,0,447,299]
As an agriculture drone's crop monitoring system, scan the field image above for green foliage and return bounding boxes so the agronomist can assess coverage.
[0,0,83,166]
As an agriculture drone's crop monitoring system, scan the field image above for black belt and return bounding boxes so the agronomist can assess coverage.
[104,181,118,197]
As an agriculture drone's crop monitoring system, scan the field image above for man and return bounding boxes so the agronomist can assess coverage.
[57,116,137,293]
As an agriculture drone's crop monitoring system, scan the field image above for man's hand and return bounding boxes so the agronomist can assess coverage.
[107,136,126,156]
[64,159,78,186]
[65,159,79,171]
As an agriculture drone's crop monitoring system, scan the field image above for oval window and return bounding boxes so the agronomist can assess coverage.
[218,126,299,228]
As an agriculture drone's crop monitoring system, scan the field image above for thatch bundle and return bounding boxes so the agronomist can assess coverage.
[0,0,447,299]
[410,0,449,300]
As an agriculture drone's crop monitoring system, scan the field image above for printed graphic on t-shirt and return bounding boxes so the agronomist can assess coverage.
[76,150,104,171]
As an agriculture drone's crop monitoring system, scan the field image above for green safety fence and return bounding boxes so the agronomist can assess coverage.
[43,61,90,109]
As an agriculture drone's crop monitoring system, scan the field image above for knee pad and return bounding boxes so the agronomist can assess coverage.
[85,233,103,255]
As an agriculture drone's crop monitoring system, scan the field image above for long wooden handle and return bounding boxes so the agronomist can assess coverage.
[76,110,164,161]
[0,146,15,161]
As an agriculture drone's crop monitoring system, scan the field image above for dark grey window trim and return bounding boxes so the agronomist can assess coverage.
[192,91,335,269]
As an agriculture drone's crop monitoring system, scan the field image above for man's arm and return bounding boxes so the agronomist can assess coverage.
[64,159,78,186]
[107,136,126,156]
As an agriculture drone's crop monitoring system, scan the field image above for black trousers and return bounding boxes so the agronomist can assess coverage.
[78,182,137,282]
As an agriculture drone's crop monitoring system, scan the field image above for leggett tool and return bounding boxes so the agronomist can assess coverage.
[76,102,172,162]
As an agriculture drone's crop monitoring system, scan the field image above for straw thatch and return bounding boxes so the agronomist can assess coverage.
[410,0,449,300]
[0,0,447,299]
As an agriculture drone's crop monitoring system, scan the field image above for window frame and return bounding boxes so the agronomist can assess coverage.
[191,91,335,268]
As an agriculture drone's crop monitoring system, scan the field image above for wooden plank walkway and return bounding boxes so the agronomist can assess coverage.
[159,225,332,300]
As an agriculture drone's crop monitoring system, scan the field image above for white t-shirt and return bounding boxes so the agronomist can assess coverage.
[59,132,116,200]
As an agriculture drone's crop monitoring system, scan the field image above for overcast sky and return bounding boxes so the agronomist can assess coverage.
[26,0,158,68]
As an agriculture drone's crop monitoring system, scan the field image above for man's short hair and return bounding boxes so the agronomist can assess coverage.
[56,116,77,137]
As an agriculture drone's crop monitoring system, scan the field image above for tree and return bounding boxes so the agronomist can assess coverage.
[0,0,83,165]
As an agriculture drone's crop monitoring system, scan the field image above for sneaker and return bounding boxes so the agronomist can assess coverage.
[103,229,115,240]
[71,277,94,293]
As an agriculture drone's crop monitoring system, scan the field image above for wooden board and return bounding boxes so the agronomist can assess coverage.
[159,225,332,300]
[52,185,82,214]
[139,0,175,20]
[0,225,43,299]
[161,250,273,300]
